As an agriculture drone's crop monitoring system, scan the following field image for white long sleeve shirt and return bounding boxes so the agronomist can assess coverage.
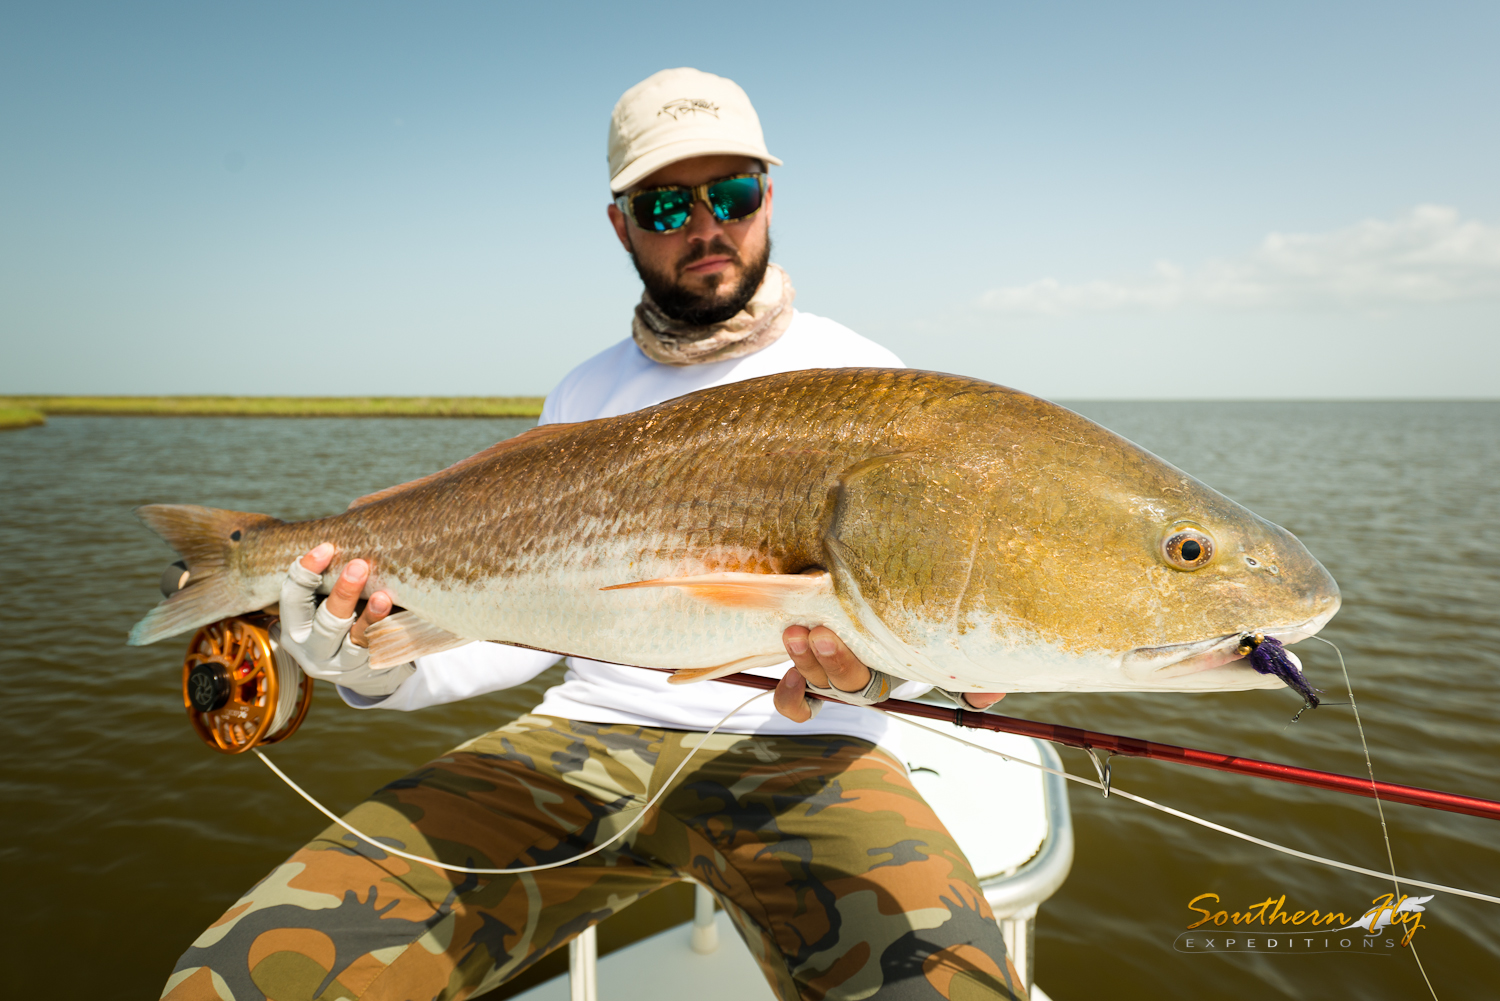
[342,309,930,748]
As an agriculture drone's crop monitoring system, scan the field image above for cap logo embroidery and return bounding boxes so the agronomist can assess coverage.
[658,98,720,120]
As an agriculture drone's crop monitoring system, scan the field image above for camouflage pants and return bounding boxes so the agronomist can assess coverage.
[163,714,1025,1001]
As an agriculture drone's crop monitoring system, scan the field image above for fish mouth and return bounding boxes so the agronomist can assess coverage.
[1119,598,1341,683]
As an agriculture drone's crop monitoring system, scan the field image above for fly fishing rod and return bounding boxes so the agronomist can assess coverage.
[699,671,1500,823]
[164,608,1500,904]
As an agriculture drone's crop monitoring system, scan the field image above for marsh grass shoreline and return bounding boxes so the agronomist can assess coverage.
[0,395,545,421]
[0,407,47,430]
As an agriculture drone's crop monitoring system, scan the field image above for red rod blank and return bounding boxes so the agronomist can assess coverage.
[701,671,1500,823]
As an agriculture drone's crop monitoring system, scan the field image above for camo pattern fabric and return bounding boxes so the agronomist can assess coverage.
[162,714,1026,1001]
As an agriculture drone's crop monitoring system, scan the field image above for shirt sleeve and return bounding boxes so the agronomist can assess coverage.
[337,642,561,711]
[890,679,933,700]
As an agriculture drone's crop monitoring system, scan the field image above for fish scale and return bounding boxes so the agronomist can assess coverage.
[129,368,1339,695]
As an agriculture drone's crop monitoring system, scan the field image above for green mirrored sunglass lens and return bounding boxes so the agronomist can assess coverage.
[633,189,692,232]
[706,177,763,221]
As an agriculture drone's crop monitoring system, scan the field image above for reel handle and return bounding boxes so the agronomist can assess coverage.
[161,560,190,598]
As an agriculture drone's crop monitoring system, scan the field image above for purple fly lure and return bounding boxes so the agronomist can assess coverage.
[1245,634,1322,720]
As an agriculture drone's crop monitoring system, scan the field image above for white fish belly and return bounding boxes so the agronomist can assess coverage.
[369,548,1290,695]
[820,604,1290,694]
[378,562,852,672]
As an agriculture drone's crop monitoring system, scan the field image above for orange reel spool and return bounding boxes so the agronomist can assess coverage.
[182,613,313,753]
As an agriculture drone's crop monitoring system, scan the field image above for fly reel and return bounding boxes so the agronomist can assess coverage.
[182,612,313,753]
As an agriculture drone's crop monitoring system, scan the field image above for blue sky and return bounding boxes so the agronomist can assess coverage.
[3,1,1496,398]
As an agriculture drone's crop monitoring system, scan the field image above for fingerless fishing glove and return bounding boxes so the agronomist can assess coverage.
[278,559,416,697]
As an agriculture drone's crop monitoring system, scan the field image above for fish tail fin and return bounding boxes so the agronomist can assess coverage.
[127,504,280,646]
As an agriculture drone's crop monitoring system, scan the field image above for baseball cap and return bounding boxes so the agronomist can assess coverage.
[608,68,782,194]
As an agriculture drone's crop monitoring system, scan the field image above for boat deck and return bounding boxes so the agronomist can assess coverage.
[511,908,1056,1000]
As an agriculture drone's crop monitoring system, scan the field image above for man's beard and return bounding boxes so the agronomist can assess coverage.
[631,236,772,327]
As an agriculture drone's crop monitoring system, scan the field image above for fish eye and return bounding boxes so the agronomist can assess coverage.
[1162,527,1214,570]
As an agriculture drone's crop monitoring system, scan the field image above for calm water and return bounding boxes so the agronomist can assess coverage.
[2,406,1497,999]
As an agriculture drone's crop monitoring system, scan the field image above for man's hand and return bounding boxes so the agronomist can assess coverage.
[275,544,413,696]
[296,544,394,648]
[773,624,1005,723]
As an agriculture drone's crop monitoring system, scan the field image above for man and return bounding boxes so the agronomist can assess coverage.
[164,68,1022,1001]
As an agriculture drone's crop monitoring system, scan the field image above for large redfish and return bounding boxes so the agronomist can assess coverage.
[128,369,1340,695]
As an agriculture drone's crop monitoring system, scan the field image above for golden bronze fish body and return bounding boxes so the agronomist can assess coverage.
[129,369,1339,694]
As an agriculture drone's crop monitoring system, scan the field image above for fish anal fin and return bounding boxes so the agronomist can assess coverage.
[348,422,580,509]
[364,611,470,669]
[601,570,831,611]
[667,653,791,685]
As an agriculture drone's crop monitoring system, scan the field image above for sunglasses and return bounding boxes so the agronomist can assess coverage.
[616,173,767,234]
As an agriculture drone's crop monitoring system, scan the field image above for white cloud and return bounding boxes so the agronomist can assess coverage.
[980,205,1500,314]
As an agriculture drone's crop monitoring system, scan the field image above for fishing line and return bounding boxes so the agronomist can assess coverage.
[1310,635,1439,1000]
[266,627,306,736]
[252,689,771,876]
[894,715,1500,908]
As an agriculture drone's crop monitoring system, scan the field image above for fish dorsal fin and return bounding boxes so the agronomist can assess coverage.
[601,570,831,611]
[348,422,579,509]
[364,610,471,669]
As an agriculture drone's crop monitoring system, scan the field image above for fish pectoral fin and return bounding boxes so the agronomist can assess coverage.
[364,611,470,669]
[601,570,831,611]
[667,653,791,685]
